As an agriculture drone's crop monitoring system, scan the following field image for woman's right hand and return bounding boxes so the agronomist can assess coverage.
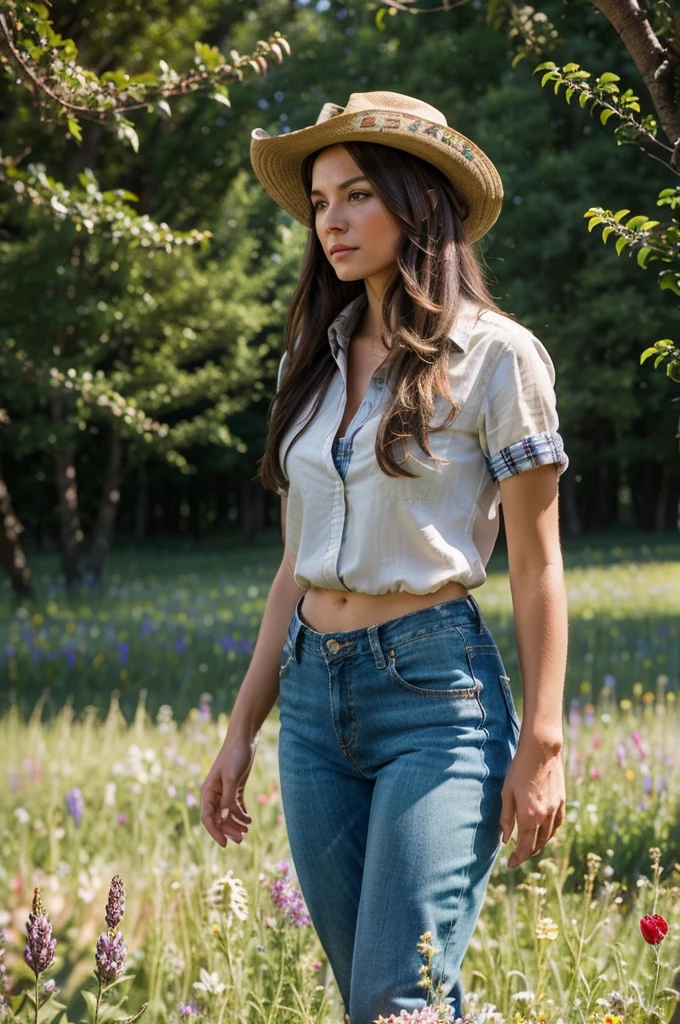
[200,736,256,847]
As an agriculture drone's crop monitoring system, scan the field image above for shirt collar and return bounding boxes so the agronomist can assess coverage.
[327,291,483,361]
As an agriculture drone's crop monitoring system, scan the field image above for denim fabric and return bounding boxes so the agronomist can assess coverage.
[275,293,569,595]
[332,435,353,481]
[276,592,521,1024]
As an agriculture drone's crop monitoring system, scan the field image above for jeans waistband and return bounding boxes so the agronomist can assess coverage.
[288,592,486,669]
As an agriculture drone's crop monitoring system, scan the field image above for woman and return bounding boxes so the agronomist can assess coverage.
[200,91,569,1024]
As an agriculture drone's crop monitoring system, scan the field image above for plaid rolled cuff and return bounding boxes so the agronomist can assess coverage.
[486,431,569,484]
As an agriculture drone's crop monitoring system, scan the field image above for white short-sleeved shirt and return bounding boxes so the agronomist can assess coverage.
[275,292,569,595]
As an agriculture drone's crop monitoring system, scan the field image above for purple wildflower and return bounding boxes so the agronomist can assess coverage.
[65,648,76,669]
[95,930,127,984]
[269,866,311,927]
[24,888,57,977]
[616,743,626,768]
[66,787,84,827]
[105,876,125,930]
[175,636,188,655]
[180,1003,198,1015]
[117,642,129,667]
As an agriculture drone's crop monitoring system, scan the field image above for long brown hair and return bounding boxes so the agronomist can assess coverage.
[257,140,510,497]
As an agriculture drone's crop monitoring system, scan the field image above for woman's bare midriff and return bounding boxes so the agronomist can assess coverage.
[298,579,469,634]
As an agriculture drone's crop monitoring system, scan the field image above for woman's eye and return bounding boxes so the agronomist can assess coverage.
[312,191,369,212]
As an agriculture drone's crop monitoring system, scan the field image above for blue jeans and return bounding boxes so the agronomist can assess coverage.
[276,592,521,1024]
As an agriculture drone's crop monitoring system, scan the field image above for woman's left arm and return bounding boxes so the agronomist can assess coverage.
[498,462,568,869]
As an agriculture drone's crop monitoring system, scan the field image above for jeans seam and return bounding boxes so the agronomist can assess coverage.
[439,686,490,978]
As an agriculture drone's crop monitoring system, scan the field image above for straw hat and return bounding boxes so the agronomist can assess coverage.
[250,90,504,244]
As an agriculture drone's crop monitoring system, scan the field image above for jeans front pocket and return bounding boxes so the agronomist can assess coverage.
[499,674,521,735]
[385,628,481,699]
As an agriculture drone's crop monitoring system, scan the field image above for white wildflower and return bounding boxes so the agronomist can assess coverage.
[192,968,226,996]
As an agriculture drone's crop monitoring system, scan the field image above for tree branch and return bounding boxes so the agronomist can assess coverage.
[591,0,680,150]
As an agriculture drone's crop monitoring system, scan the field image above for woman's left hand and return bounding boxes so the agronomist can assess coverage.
[499,740,566,869]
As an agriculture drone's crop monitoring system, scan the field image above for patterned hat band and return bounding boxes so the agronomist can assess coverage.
[250,90,504,243]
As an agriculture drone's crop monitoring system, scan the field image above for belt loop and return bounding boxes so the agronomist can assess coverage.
[467,594,483,634]
[366,623,386,669]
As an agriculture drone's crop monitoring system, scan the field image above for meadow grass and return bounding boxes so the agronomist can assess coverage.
[1,530,679,1023]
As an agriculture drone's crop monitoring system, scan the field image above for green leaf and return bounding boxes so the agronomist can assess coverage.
[640,220,660,230]
[579,91,589,109]
[659,274,680,296]
[598,72,620,84]
[640,347,658,365]
[600,108,615,126]
[613,209,630,222]
[534,61,557,72]
[376,7,388,30]
[541,71,556,87]
[511,51,526,69]
[637,247,652,268]
[565,87,574,105]
[615,236,628,255]
[563,62,580,72]
[157,100,172,118]
[212,93,231,107]
[602,226,615,243]
[587,216,605,232]
[66,116,82,143]
[654,354,666,369]
[625,214,649,230]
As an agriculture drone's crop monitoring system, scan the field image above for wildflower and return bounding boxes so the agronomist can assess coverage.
[180,1003,198,1015]
[535,917,559,941]
[639,914,669,945]
[373,1008,453,1023]
[14,808,29,825]
[94,876,128,985]
[269,866,311,927]
[311,960,322,971]
[192,968,226,996]
[95,931,127,984]
[23,889,57,978]
[205,871,249,921]
[0,927,9,1008]
[66,787,84,827]
[105,875,125,930]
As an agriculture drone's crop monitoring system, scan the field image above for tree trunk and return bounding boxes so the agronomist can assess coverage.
[88,431,124,585]
[0,464,33,597]
[52,439,82,587]
[134,462,149,543]
[592,1,680,158]
[240,477,266,544]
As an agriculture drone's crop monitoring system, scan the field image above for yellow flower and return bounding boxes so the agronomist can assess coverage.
[619,699,632,711]
[625,769,635,781]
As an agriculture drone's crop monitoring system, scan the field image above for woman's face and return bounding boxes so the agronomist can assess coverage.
[310,144,402,287]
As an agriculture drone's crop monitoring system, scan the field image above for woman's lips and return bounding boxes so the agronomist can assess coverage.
[331,247,357,258]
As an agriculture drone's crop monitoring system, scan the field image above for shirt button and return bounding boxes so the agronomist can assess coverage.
[326,639,340,654]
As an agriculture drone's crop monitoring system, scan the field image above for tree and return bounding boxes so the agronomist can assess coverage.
[374,0,680,382]
[0,0,290,593]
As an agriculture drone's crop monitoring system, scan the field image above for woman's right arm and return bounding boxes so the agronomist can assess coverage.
[200,495,306,846]
[225,495,305,743]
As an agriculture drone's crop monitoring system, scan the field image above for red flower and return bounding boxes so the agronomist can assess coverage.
[639,914,669,945]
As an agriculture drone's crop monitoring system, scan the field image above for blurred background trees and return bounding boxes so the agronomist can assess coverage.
[1,0,679,598]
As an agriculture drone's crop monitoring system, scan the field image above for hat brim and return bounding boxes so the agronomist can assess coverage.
[250,107,503,243]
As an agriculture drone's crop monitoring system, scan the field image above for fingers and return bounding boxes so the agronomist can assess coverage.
[507,810,564,868]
